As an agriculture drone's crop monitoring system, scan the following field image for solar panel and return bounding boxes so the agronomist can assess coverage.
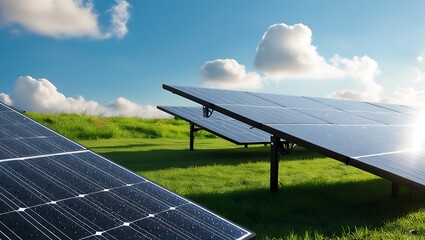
[163,84,425,194]
[158,106,270,145]
[0,102,254,239]
[248,92,333,110]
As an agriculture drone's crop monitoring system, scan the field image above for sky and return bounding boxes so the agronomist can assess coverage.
[1,0,425,118]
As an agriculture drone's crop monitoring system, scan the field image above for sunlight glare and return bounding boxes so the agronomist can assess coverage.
[411,113,425,151]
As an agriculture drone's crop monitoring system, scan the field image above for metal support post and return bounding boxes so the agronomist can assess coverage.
[190,123,195,151]
[270,135,280,192]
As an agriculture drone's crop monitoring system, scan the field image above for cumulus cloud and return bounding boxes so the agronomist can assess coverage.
[196,22,424,105]
[329,55,383,101]
[0,0,131,39]
[252,23,387,102]
[0,76,170,118]
[106,97,165,118]
[381,88,425,106]
[254,23,344,79]
[108,0,131,39]
[0,93,12,106]
[200,59,262,90]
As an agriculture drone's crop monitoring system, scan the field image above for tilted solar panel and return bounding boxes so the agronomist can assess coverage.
[163,84,425,193]
[0,102,254,239]
[158,106,270,145]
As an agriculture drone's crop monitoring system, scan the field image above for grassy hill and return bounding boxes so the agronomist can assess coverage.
[26,112,425,240]
[26,112,216,140]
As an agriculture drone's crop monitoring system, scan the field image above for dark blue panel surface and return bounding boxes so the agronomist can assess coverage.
[222,105,328,124]
[373,102,424,116]
[0,104,10,112]
[0,101,254,239]
[251,92,333,109]
[350,111,417,125]
[28,204,94,239]
[131,217,188,239]
[166,85,276,106]
[295,109,381,124]
[86,190,151,222]
[308,97,391,112]
[0,105,84,161]
[0,212,52,239]
[75,151,146,184]
[0,111,34,124]
[177,204,249,238]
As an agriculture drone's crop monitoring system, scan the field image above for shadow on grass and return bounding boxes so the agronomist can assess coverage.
[88,143,158,149]
[186,179,425,239]
[91,143,425,238]
[96,146,323,172]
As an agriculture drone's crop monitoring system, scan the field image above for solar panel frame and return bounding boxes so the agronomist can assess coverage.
[158,106,270,145]
[0,102,255,239]
[163,84,425,194]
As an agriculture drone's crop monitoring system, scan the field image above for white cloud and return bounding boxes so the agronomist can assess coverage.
[196,22,425,106]
[0,93,12,106]
[108,0,131,39]
[200,59,262,90]
[106,97,165,118]
[381,87,425,106]
[0,0,131,39]
[252,23,386,102]
[0,76,170,118]
[254,23,344,79]
[200,23,384,100]
[329,55,383,101]
[417,56,423,62]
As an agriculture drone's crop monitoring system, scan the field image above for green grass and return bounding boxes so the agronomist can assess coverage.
[26,112,216,140]
[82,138,425,240]
[29,113,425,239]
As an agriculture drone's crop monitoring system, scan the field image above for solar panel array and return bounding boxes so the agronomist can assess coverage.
[158,106,270,145]
[0,102,254,239]
[163,85,425,191]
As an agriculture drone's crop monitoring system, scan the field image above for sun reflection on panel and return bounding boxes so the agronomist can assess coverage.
[410,113,425,151]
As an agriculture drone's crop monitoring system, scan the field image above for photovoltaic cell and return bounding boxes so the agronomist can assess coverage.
[372,102,424,117]
[294,109,382,125]
[349,111,417,125]
[163,84,425,192]
[0,102,254,239]
[166,85,277,107]
[250,92,333,110]
[158,106,269,144]
[307,96,392,112]
[222,105,328,125]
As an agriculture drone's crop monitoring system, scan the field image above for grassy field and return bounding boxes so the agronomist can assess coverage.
[27,113,425,239]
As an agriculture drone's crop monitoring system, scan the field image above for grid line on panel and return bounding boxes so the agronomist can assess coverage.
[0,150,90,163]
[1,183,145,216]
[19,211,67,240]
[0,165,52,208]
[0,101,254,239]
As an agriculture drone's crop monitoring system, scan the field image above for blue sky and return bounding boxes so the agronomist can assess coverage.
[1,0,425,117]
